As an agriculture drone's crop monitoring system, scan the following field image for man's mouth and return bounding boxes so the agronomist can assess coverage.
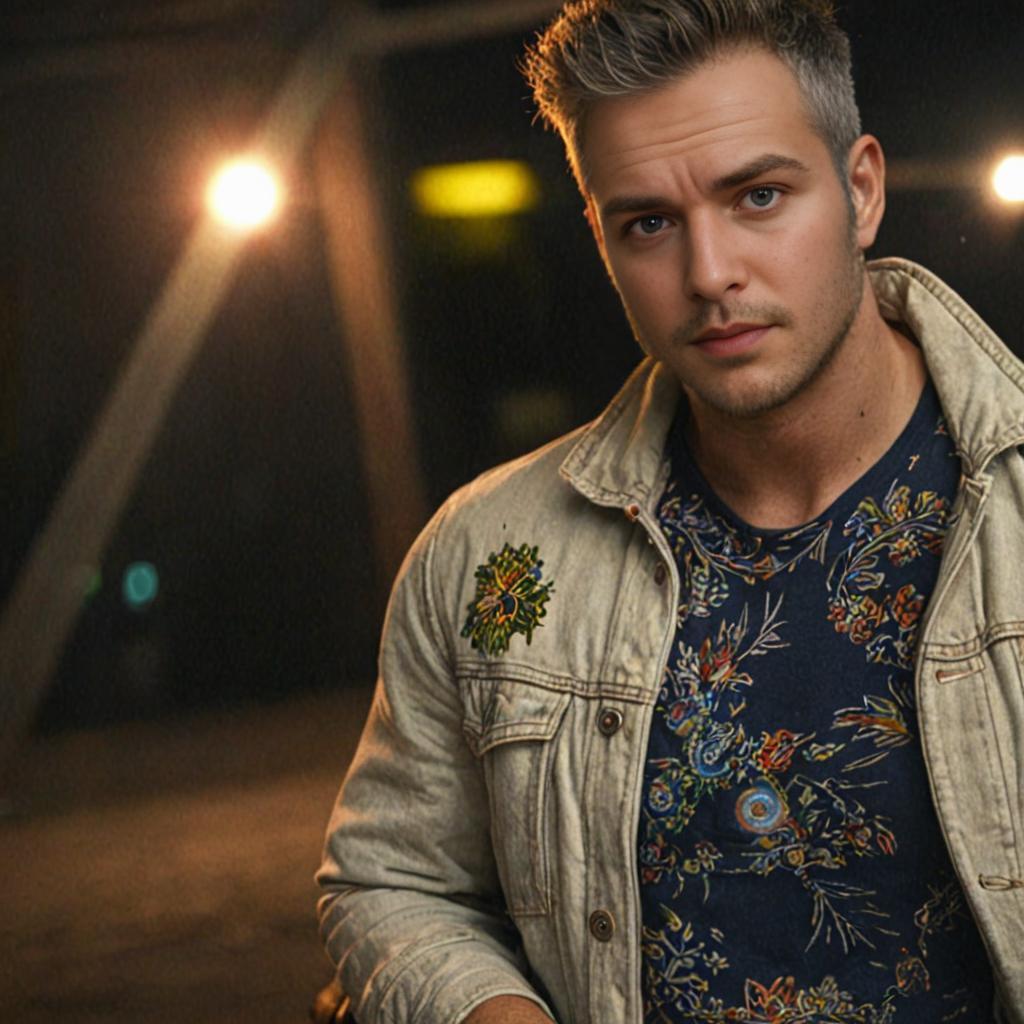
[692,323,772,357]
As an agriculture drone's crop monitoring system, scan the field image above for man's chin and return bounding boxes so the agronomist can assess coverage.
[683,374,808,422]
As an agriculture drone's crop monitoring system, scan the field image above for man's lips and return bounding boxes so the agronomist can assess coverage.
[691,323,772,357]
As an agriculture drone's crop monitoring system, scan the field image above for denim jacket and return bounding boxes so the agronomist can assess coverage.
[317,259,1024,1023]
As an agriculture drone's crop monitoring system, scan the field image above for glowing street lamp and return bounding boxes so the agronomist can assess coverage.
[207,158,281,229]
[993,154,1024,203]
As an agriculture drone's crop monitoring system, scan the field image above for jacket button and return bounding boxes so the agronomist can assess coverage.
[589,909,615,942]
[598,708,623,736]
[654,563,667,586]
[624,503,641,522]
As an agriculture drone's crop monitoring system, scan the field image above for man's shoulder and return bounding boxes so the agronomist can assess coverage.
[399,357,673,641]
[393,422,603,660]
[438,422,594,544]
[435,356,672,541]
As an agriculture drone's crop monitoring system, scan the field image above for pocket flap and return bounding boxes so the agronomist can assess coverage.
[462,680,570,756]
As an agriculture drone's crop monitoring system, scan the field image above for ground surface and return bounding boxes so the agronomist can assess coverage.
[0,688,372,1023]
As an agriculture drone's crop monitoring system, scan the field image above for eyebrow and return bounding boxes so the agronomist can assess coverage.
[599,153,811,220]
[710,153,810,192]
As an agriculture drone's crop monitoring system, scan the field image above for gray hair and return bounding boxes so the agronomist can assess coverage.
[521,0,862,189]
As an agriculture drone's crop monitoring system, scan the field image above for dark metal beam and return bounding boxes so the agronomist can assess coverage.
[0,0,562,89]
[315,74,429,589]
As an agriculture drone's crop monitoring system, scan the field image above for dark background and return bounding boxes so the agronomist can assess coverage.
[1,0,1021,732]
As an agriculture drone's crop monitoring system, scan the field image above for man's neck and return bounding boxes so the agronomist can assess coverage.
[683,286,928,531]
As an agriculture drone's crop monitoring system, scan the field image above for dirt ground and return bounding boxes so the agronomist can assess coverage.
[0,688,373,1023]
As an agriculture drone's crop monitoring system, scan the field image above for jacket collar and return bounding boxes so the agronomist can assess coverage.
[561,258,1024,504]
[870,258,1024,477]
[559,356,678,510]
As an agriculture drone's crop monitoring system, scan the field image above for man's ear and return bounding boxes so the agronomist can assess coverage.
[847,134,886,251]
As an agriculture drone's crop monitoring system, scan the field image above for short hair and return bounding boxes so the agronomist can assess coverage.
[521,0,862,189]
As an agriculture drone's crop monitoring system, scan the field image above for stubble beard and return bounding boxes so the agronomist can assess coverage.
[632,239,866,421]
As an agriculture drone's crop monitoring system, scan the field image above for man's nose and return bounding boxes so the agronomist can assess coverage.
[683,211,747,303]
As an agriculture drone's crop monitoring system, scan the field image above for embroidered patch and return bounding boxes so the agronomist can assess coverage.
[461,543,554,657]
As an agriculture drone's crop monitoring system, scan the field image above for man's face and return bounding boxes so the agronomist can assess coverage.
[581,48,874,420]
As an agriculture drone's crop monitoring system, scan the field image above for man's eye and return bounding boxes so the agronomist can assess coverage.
[744,186,780,210]
[631,214,667,236]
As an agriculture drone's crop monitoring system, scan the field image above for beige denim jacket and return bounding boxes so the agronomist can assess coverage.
[318,259,1024,1023]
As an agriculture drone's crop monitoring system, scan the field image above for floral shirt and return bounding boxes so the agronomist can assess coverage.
[639,381,994,1022]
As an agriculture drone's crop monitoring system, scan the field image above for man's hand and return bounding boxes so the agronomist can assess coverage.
[463,995,554,1023]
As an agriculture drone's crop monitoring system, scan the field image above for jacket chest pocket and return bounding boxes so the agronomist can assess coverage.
[922,631,1024,872]
[461,679,571,918]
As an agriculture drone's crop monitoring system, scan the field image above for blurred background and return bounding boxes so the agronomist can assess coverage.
[0,0,1021,1021]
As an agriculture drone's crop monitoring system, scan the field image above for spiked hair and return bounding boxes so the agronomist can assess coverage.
[522,0,861,188]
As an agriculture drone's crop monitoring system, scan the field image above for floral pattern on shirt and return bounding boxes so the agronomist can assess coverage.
[825,482,951,670]
[639,400,991,1022]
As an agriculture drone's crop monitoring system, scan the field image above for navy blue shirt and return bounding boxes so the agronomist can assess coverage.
[639,382,994,1021]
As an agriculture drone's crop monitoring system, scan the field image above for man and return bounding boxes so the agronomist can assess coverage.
[317,2,1024,1021]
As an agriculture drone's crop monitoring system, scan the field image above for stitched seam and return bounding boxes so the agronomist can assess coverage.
[422,498,458,669]
[455,663,653,703]
[922,620,1024,660]
[473,723,568,755]
[982,677,1023,875]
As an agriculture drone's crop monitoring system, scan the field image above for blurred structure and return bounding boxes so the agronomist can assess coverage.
[0,0,562,771]
[0,0,1020,749]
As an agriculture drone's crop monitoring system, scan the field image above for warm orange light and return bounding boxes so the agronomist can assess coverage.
[207,158,281,229]
[993,154,1024,203]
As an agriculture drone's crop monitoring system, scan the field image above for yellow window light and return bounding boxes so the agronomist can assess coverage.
[993,154,1024,203]
[411,160,540,218]
[207,158,281,230]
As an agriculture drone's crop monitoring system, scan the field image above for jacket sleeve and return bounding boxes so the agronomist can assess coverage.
[316,503,555,1023]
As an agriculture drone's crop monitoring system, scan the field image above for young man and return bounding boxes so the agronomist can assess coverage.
[317,2,1024,1021]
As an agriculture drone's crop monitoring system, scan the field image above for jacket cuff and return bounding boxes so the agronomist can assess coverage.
[349,935,554,1023]
[321,892,554,1023]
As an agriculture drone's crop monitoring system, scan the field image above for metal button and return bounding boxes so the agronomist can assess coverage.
[654,563,667,586]
[598,708,623,737]
[589,909,615,942]
[624,503,641,522]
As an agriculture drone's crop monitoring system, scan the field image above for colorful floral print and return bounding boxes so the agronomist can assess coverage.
[641,878,974,1022]
[640,387,991,1021]
[826,482,950,670]
[659,489,831,621]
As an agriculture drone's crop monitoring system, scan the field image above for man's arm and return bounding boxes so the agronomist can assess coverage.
[317,506,555,1023]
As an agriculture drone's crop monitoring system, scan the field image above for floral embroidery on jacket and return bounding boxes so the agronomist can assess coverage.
[461,542,554,657]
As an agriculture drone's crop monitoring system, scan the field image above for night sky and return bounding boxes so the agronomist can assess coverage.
[1,1,1021,731]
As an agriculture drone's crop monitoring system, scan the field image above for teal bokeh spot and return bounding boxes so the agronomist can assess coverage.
[123,562,159,610]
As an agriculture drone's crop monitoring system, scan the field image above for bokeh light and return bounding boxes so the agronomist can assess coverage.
[411,160,540,218]
[993,155,1024,203]
[123,562,160,611]
[207,158,281,229]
